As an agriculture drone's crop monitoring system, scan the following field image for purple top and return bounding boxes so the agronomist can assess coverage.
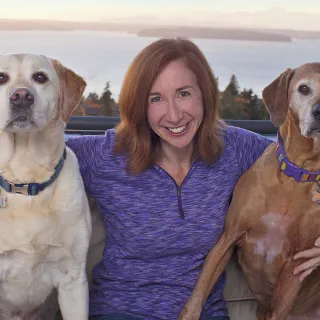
[66,125,272,320]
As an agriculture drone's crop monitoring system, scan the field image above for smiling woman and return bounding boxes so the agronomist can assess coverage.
[65,37,274,320]
[115,38,224,175]
[147,60,204,153]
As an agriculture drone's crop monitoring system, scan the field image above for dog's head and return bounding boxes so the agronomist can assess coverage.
[0,53,86,132]
[262,63,320,137]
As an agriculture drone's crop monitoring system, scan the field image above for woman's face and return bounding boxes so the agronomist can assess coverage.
[147,60,204,151]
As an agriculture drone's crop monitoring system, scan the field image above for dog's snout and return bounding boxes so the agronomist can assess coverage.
[313,104,320,121]
[9,88,34,108]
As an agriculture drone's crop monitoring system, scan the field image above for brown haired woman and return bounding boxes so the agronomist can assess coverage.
[66,38,316,320]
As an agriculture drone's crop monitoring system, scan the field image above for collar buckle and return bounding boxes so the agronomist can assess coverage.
[0,147,66,197]
[8,182,29,196]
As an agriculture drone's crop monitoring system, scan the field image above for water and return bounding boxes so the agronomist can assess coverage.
[0,30,320,100]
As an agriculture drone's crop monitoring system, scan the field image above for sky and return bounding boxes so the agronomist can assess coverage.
[1,0,320,30]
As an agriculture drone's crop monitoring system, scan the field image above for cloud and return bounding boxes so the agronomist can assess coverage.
[1,2,320,31]
[102,7,320,31]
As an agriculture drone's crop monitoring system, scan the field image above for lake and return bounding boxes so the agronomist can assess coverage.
[1,30,320,100]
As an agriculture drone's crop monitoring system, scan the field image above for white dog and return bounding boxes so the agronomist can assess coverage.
[0,53,91,320]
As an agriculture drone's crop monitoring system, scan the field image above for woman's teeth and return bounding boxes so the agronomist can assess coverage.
[168,124,187,134]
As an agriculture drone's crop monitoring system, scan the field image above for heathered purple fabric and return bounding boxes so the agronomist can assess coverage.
[66,125,273,320]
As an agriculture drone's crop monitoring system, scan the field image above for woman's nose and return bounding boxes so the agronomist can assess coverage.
[166,100,182,123]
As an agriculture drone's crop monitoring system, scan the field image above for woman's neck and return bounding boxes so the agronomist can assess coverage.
[159,140,194,166]
[156,140,195,185]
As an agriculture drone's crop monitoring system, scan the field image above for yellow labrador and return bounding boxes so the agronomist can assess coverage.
[0,54,91,320]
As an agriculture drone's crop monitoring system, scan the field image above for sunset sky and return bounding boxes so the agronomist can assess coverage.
[1,0,320,30]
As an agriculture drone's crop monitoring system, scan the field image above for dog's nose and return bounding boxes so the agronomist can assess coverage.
[313,104,320,120]
[9,88,34,108]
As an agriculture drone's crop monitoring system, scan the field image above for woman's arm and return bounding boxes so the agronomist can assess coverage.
[65,135,98,194]
[226,126,274,175]
[65,129,115,194]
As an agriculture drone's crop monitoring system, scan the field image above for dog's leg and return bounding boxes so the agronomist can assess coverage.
[57,264,89,320]
[263,260,302,320]
[54,188,92,320]
[56,206,91,320]
[179,231,238,320]
[179,179,256,320]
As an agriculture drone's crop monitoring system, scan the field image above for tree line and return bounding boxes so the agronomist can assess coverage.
[219,75,269,120]
[74,75,269,120]
[73,82,119,117]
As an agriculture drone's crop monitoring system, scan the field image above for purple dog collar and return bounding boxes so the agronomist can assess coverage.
[276,132,320,182]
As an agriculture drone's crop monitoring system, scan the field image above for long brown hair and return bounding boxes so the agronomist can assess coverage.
[114,37,225,174]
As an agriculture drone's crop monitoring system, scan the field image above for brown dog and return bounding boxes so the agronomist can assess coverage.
[179,63,320,320]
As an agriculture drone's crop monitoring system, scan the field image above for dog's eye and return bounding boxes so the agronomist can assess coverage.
[0,72,9,85]
[32,72,48,84]
[298,85,311,95]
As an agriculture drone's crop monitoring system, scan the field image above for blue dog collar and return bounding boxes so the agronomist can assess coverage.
[0,148,67,196]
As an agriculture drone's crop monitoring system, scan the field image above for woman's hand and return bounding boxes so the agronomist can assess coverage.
[293,238,320,282]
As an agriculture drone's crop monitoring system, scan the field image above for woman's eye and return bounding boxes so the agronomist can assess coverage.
[150,96,161,103]
[179,90,190,98]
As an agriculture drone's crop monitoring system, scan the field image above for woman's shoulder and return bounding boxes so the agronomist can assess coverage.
[65,129,119,188]
[220,124,274,174]
[222,124,273,149]
[222,124,266,141]
[66,128,116,155]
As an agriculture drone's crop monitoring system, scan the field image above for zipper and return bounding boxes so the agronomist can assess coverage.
[177,186,184,219]
[155,159,200,219]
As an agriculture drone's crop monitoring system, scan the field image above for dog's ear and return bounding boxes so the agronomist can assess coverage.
[51,59,86,124]
[262,68,294,127]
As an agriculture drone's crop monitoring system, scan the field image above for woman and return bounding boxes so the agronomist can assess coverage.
[66,38,319,320]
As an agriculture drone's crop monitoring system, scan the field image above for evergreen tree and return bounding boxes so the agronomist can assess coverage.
[220,75,243,119]
[87,92,100,103]
[224,74,239,97]
[99,82,118,116]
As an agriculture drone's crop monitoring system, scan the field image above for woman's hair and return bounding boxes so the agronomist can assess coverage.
[114,37,225,174]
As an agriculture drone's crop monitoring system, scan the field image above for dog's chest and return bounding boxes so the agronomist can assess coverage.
[0,192,60,253]
[0,242,68,312]
[0,192,69,308]
[251,212,292,264]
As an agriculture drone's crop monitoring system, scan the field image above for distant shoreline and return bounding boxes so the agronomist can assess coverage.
[137,27,292,43]
[0,27,293,43]
[1,19,320,42]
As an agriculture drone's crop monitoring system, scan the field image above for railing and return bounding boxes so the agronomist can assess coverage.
[65,116,278,135]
